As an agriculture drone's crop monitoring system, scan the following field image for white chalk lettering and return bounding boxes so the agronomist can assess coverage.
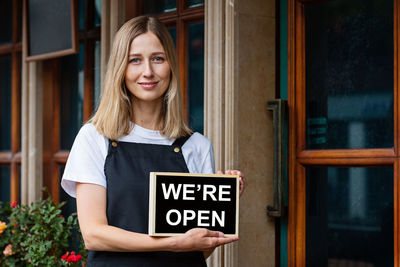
[212,210,225,227]
[219,185,231,201]
[203,184,217,201]
[162,183,182,200]
[183,184,195,200]
[166,209,226,227]
[166,209,181,226]
[183,210,196,226]
[198,210,210,227]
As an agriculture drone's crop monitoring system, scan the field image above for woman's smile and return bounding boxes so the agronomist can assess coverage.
[138,81,159,89]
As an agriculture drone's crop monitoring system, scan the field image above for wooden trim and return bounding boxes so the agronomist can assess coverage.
[10,162,19,202]
[0,153,12,163]
[54,151,70,163]
[397,0,400,158]
[295,1,305,155]
[11,52,21,155]
[125,0,139,20]
[52,59,61,202]
[298,157,395,166]
[287,0,297,264]
[12,152,22,162]
[299,148,396,159]
[84,39,95,121]
[395,159,399,267]
[295,163,306,267]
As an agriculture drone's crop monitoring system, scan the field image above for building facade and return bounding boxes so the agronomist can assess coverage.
[1,0,398,266]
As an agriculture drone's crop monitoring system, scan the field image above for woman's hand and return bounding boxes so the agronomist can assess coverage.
[172,228,238,252]
[217,170,246,196]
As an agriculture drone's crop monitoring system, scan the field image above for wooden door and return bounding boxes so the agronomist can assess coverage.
[288,0,399,266]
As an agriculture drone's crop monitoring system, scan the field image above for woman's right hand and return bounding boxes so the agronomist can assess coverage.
[171,228,238,252]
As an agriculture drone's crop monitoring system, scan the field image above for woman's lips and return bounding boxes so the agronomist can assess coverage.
[138,82,158,89]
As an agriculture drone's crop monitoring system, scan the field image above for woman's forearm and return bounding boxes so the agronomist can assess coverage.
[82,223,176,252]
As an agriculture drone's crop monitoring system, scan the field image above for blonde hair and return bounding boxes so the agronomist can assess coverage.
[91,16,192,140]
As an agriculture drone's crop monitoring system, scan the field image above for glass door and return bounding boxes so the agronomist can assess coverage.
[288,0,399,265]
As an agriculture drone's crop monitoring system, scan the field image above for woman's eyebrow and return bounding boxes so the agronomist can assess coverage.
[128,52,165,57]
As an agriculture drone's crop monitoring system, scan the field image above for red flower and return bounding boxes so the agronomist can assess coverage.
[66,251,82,263]
[61,251,69,261]
[10,201,18,208]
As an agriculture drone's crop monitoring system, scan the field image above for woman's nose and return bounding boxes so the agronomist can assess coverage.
[143,60,154,77]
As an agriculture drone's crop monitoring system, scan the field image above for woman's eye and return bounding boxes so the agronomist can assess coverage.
[153,56,165,62]
[129,58,140,64]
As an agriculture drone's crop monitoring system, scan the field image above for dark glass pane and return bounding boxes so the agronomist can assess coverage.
[306,167,393,266]
[60,44,84,150]
[188,22,204,133]
[305,0,393,149]
[59,165,76,217]
[94,0,102,27]
[0,0,12,45]
[0,166,11,203]
[18,0,22,42]
[78,0,85,30]
[94,41,101,111]
[0,56,12,151]
[187,0,204,8]
[168,27,176,46]
[144,0,176,14]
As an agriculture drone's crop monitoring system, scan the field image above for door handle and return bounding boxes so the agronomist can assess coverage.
[267,99,287,218]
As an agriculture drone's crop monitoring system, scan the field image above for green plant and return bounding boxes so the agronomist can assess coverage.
[0,195,86,267]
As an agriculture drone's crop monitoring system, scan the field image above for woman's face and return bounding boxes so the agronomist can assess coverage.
[125,32,171,104]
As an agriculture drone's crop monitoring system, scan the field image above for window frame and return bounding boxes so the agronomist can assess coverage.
[0,0,22,203]
[287,0,400,265]
[42,0,101,202]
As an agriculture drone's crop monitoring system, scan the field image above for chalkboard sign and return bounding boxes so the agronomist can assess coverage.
[148,172,239,237]
[24,0,78,61]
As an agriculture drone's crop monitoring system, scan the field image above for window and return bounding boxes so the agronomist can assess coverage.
[0,0,22,203]
[42,0,101,214]
[128,0,205,133]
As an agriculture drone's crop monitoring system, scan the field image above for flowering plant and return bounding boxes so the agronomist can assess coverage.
[0,196,86,266]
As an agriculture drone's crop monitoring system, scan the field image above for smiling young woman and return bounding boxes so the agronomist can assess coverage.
[60,16,245,266]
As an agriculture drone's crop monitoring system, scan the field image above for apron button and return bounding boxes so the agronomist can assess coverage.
[111,141,118,147]
[174,147,180,153]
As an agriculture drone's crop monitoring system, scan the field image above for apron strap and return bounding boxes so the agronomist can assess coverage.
[172,134,192,147]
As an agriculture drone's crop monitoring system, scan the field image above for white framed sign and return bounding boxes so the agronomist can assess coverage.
[148,172,239,237]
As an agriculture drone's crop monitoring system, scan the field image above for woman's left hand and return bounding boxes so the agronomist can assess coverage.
[217,170,246,196]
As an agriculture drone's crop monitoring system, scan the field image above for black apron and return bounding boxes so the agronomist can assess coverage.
[86,135,207,267]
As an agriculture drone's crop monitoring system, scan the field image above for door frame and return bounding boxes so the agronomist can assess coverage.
[287,0,400,265]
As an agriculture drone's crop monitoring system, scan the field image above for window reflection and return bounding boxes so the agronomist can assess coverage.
[306,167,393,266]
[305,0,393,149]
[0,0,12,45]
[0,166,11,203]
[94,0,102,27]
[144,0,176,14]
[187,0,204,8]
[188,22,204,133]
[60,44,85,150]
[0,56,12,151]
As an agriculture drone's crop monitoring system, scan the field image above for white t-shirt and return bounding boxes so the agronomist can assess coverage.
[61,123,215,198]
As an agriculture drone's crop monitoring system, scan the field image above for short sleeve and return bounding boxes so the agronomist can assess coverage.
[182,132,215,174]
[200,144,215,174]
[61,123,108,198]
